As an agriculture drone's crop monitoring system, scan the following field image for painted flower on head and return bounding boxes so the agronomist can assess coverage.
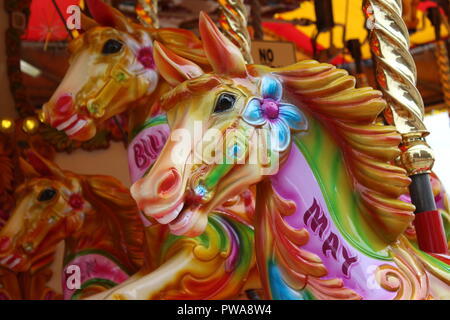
[242,76,307,152]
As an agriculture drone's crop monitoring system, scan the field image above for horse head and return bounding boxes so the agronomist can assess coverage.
[41,0,160,141]
[131,13,308,236]
[42,0,208,141]
[0,152,89,272]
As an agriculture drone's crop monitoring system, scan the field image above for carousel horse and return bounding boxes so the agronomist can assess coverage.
[103,13,450,300]
[41,0,208,143]
[42,1,262,299]
[0,151,144,299]
[41,1,449,299]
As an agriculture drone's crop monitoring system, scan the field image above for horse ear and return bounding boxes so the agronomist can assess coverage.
[25,151,66,180]
[19,157,40,180]
[198,11,246,77]
[154,41,204,86]
[85,0,133,32]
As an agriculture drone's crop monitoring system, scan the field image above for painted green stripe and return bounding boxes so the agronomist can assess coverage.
[71,278,118,300]
[293,114,390,260]
[311,120,322,163]
[129,114,168,140]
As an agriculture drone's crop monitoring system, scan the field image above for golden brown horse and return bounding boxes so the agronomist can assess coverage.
[41,0,207,141]
[0,152,144,299]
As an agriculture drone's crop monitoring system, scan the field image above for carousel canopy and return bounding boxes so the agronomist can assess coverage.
[22,0,80,41]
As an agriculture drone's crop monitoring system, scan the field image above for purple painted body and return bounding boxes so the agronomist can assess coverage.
[271,146,396,299]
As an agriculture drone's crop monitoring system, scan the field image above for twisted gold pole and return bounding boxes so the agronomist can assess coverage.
[363,1,448,254]
[217,0,253,63]
[435,40,450,109]
[363,0,434,175]
[136,0,159,29]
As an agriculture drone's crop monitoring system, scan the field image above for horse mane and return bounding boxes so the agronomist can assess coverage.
[249,60,415,243]
[78,174,144,268]
[149,28,209,68]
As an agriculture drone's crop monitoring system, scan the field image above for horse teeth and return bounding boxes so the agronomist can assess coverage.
[0,255,12,265]
[8,258,21,269]
[56,114,78,131]
[65,119,87,136]
[169,209,193,231]
[155,202,184,224]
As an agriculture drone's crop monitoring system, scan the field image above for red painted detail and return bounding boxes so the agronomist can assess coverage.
[69,194,84,210]
[0,236,11,253]
[428,253,450,265]
[158,169,180,196]
[414,210,449,254]
[55,94,73,115]
[138,47,155,69]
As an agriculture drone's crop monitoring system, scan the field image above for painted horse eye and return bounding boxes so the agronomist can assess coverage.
[102,39,123,54]
[38,188,57,202]
[214,93,236,113]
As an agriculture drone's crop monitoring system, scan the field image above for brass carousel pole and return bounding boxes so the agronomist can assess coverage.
[217,0,254,63]
[363,0,448,253]
[136,0,159,29]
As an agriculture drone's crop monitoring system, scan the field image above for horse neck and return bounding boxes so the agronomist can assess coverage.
[266,118,391,258]
[253,141,392,299]
[64,196,139,272]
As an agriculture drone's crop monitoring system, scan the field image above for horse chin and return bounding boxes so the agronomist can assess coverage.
[168,204,208,237]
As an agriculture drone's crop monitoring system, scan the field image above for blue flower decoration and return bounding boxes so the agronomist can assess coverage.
[242,76,307,152]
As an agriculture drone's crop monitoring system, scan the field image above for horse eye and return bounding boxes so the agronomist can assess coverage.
[102,39,123,54]
[38,188,57,202]
[214,93,236,113]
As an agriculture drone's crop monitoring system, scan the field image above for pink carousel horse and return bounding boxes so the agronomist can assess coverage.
[107,13,450,299]
[41,1,261,300]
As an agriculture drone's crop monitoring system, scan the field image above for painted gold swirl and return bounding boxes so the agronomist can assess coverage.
[363,0,434,175]
[375,236,430,299]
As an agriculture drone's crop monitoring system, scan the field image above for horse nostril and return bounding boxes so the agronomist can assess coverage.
[22,243,33,253]
[0,237,11,253]
[158,169,180,196]
[55,94,73,115]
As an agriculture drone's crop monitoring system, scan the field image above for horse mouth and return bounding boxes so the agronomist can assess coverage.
[167,202,206,236]
[56,114,88,137]
[0,253,26,271]
[147,198,206,236]
[153,201,184,224]
[52,111,95,141]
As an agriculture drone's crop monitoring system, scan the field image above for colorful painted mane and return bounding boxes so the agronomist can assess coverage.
[106,13,449,300]
[0,151,144,299]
